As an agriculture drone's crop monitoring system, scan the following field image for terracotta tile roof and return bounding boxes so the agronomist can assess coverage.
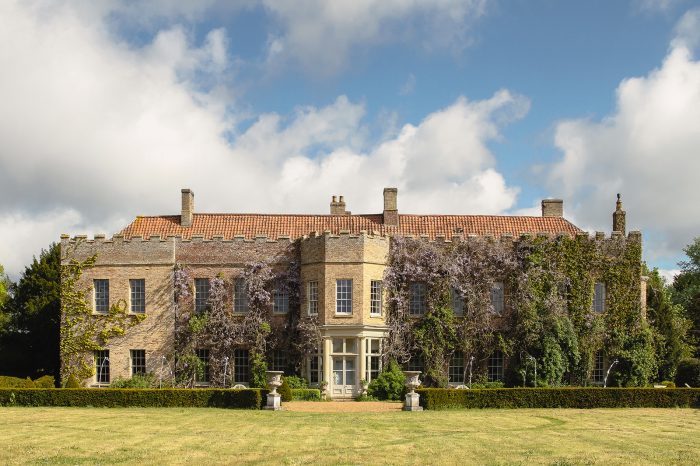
[119,213,582,240]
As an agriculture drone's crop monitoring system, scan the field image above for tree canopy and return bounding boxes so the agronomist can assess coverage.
[672,237,700,357]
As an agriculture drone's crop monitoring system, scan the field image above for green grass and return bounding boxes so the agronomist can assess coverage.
[0,407,698,465]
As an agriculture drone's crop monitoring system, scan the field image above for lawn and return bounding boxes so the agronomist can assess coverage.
[0,407,698,465]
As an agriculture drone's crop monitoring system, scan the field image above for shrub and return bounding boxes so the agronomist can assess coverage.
[33,376,56,388]
[661,380,676,388]
[284,376,308,389]
[675,358,700,387]
[415,387,700,410]
[0,376,34,388]
[367,360,405,401]
[110,373,156,389]
[291,388,321,401]
[279,377,293,402]
[64,375,81,388]
[470,381,505,389]
[0,388,263,409]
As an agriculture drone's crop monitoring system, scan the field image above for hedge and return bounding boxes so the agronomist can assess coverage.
[0,388,264,409]
[0,375,55,389]
[291,388,321,401]
[415,388,700,410]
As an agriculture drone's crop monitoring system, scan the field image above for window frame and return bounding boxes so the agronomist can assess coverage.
[94,279,109,314]
[451,287,465,317]
[490,282,505,315]
[592,350,605,384]
[233,348,250,384]
[307,281,319,316]
[233,277,249,314]
[370,280,383,316]
[409,282,427,316]
[335,279,353,315]
[130,349,146,376]
[272,282,289,314]
[129,279,145,314]
[94,349,110,384]
[487,350,504,382]
[449,350,465,384]
[195,348,210,384]
[194,278,210,314]
[592,282,606,313]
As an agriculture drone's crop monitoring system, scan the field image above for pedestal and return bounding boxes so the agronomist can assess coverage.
[404,392,423,411]
[264,393,282,411]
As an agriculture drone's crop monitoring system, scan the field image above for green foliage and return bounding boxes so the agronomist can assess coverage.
[284,375,308,389]
[291,388,320,401]
[0,263,11,334]
[470,381,505,389]
[0,388,264,409]
[187,313,209,335]
[367,360,405,400]
[0,244,61,380]
[33,375,55,388]
[249,352,267,388]
[110,373,157,389]
[0,376,35,388]
[675,358,700,387]
[60,246,146,383]
[645,267,692,380]
[278,377,292,402]
[175,352,205,388]
[413,305,458,387]
[672,237,700,357]
[64,374,81,388]
[416,387,700,410]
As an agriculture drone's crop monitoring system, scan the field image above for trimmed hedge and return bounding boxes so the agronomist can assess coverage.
[416,388,700,410]
[0,388,263,409]
[0,375,55,389]
[291,388,321,401]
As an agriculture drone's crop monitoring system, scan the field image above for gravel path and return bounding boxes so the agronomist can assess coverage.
[283,401,403,412]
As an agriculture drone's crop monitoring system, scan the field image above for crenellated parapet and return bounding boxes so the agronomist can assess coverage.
[300,230,389,265]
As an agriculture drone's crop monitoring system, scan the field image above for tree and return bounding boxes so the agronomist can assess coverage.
[2,244,61,380]
[0,263,11,334]
[672,237,700,356]
[646,268,692,380]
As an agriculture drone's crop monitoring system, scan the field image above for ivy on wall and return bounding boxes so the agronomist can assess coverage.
[60,250,146,386]
[383,234,652,387]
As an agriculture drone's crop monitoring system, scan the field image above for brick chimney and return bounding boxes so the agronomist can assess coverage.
[541,198,563,217]
[383,187,398,226]
[613,193,626,235]
[181,189,194,227]
[330,195,349,215]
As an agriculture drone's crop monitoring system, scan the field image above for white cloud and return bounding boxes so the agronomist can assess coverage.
[261,0,488,73]
[399,73,416,96]
[548,10,700,263]
[657,268,680,284]
[0,1,524,277]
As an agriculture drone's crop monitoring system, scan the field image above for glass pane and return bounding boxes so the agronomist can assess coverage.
[345,339,356,354]
[345,358,355,370]
[370,339,380,354]
[333,358,343,385]
[332,338,343,353]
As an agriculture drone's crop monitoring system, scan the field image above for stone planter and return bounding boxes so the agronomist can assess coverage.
[403,370,423,411]
[264,371,284,410]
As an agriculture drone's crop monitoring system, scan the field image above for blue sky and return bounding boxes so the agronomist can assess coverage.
[0,0,699,279]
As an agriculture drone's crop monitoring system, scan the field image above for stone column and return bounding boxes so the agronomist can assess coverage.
[358,336,367,387]
[323,337,332,392]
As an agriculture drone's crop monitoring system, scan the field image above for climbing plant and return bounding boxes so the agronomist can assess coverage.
[60,250,146,385]
[382,233,653,387]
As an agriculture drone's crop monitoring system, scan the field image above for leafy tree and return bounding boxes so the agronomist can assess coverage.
[672,237,700,356]
[0,263,11,334]
[645,267,692,380]
[2,244,61,381]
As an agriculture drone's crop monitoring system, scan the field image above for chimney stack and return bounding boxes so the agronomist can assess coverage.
[181,189,194,227]
[613,193,626,235]
[383,187,399,226]
[330,195,349,215]
[541,198,563,218]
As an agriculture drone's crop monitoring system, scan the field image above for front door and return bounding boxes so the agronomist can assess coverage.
[332,356,356,398]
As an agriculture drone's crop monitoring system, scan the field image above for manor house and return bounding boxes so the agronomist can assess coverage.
[61,188,644,398]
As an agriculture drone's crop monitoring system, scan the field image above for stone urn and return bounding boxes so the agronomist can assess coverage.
[403,370,423,411]
[264,371,283,410]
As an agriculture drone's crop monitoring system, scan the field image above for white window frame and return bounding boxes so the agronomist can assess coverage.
[365,339,382,382]
[370,280,383,316]
[335,279,353,315]
[409,282,427,316]
[307,281,319,316]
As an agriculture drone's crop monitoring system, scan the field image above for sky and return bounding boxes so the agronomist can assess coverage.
[1,0,699,281]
